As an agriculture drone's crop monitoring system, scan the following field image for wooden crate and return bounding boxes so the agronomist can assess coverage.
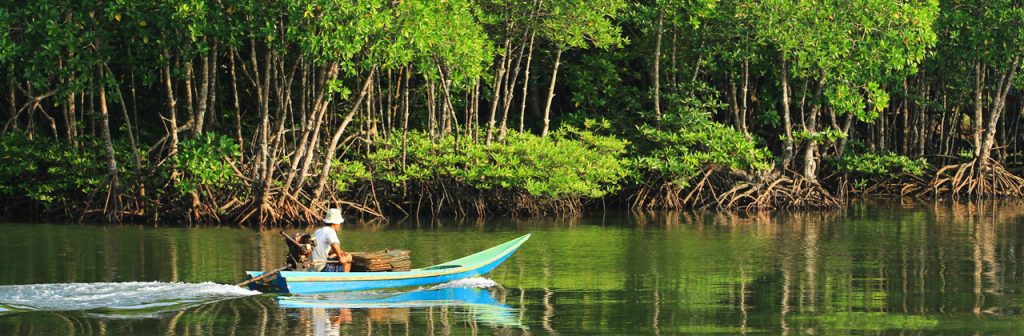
[350,250,411,272]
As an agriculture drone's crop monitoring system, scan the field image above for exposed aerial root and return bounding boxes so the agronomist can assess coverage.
[716,174,842,211]
[343,178,587,219]
[846,176,931,199]
[930,158,1024,199]
[629,167,843,211]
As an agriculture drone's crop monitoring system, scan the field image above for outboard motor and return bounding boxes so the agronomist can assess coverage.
[282,232,315,271]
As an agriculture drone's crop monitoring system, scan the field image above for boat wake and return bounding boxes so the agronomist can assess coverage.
[426,277,500,290]
[0,282,259,316]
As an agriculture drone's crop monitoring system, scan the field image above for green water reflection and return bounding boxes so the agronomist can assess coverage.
[1,201,1024,335]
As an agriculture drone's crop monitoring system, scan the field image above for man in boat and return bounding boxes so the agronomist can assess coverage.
[308,208,353,272]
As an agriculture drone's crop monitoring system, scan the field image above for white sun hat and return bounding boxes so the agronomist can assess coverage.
[323,208,345,224]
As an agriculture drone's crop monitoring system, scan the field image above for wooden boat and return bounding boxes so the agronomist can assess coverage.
[244,234,530,294]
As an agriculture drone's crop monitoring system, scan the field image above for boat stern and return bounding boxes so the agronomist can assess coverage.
[245,271,291,293]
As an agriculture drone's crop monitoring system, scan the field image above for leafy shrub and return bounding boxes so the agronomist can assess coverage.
[0,133,109,209]
[329,159,371,192]
[834,152,930,178]
[355,127,630,200]
[172,133,241,195]
[630,82,772,188]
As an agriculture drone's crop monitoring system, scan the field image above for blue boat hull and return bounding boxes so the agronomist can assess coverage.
[245,234,530,294]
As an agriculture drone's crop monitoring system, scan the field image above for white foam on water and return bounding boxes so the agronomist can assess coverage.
[0,282,259,312]
[427,277,500,290]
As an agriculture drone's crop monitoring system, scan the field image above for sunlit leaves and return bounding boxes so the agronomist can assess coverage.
[744,0,937,120]
[541,0,627,50]
[632,82,772,188]
[391,0,493,86]
[834,152,930,178]
[358,129,629,199]
[285,0,389,66]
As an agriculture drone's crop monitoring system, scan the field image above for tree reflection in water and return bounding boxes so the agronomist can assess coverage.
[4,202,1024,334]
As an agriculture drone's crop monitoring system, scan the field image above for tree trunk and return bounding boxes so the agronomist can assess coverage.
[287,63,339,198]
[837,112,854,156]
[105,64,145,199]
[98,67,121,222]
[207,41,219,130]
[652,11,663,123]
[163,51,180,159]
[255,49,273,212]
[878,101,886,152]
[184,61,196,136]
[487,37,510,144]
[802,72,826,182]
[901,78,910,155]
[918,81,929,157]
[66,71,78,148]
[977,56,1020,168]
[730,75,739,129]
[313,68,376,204]
[741,60,749,136]
[427,81,437,137]
[498,27,528,141]
[195,47,210,136]
[436,63,460,138]
[402,67,411,167]
[542,47,562,137]
[973,61,985,157]
[780,56,794,171]
[518,31,537,134]
[230,49,244,153]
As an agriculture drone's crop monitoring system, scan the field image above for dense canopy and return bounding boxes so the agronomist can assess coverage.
[1,0,1022,226]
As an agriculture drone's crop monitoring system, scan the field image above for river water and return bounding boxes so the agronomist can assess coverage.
[1,201,1023,335]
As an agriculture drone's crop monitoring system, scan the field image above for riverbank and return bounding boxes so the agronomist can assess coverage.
[2,129,1021,226]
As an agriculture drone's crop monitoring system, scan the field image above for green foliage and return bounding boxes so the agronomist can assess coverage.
[631,83,772,188]
[3,0,1021,220]
[565,52,645,121]
[541,0,627,50]
[0,9,13,64]
[0,134,109,208]
[393,0,493,86]
[826,81,890,122]
[172,133,241,195]
[745,0,938,121]
[361,129,629,200]
[791,128,847,143]
[329,160,371,192]
[285,0,389,67]
[834,152,930,179]
[938,0,1024,69]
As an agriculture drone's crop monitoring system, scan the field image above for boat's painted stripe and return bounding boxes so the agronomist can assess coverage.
[283,234,529,283]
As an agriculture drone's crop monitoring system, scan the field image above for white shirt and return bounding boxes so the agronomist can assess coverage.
[311,226,341,270]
